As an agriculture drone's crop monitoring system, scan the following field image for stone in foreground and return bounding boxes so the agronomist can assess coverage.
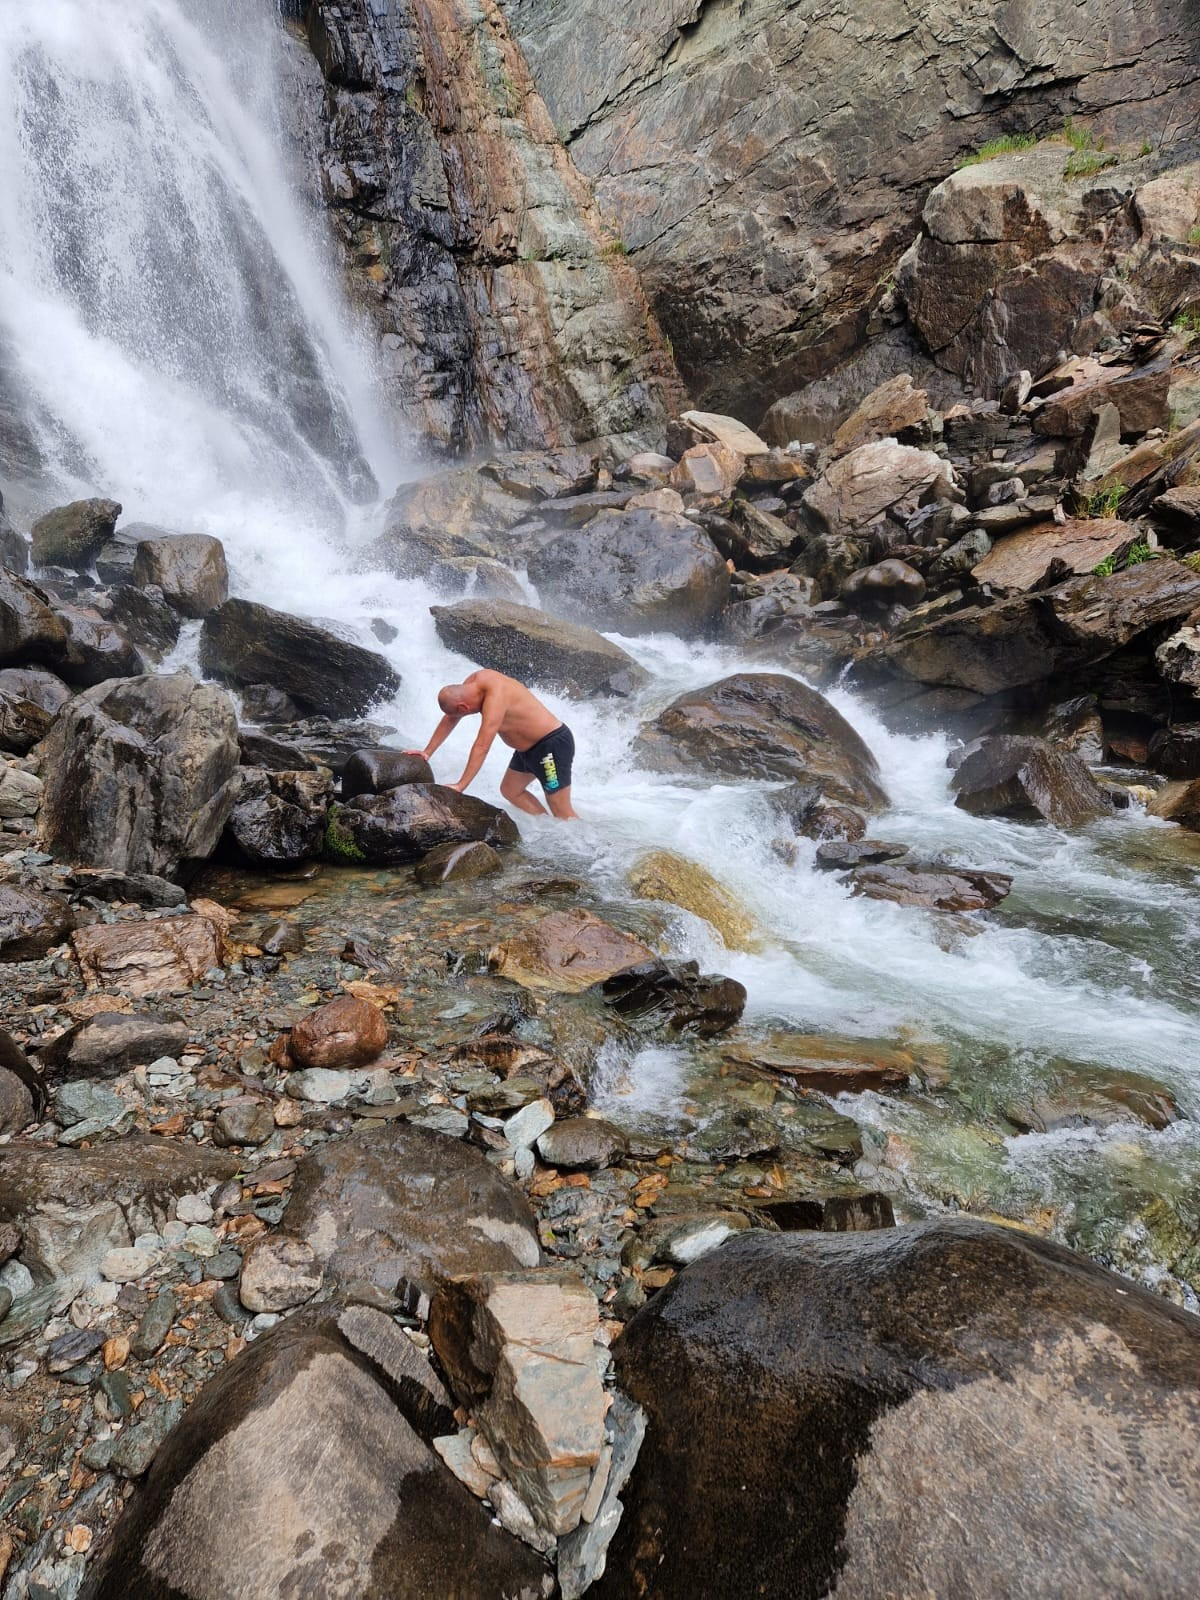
[489,909,653,993]
[290,995,388,1071]
[599,1219,1200,1599]
[81,1305,550,1600]
[73,914,224,997]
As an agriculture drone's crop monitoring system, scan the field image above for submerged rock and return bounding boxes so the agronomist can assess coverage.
[431,597,648,698]
[633,672,887,810]
[489,909,653,993]
[627,849,756,950]
[950,736,1114,827]
[722,1033,913,1094]
[601,1219,1200,1599]
[849,861,1013,911]
[415,839,504,887]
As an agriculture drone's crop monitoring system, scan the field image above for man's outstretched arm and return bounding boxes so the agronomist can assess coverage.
[405,713,458,762]
[449,702,503,793]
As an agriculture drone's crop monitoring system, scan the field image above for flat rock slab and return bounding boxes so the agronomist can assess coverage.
[849,862,1013,911]
[73,915,224,997]
[601,1219,1200,1599]
[82,1305,548,1600]
[37,1010,188,1080]
[489,909,653,993]
[285,1123,540,1297]
[971,518,1136,593]
[431,598,648,699]
[723,1034,919,1094]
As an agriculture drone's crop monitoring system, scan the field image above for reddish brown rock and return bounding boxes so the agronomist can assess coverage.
[291,995,388,1071]
[72,915,223,997]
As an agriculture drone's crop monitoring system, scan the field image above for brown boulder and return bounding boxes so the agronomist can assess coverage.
[30,497,121,569]
[971,518,1138,593]
[1034,364,1171,438]
[131,534,229,617]
[291,995,388,1071]
[830,374,930,458]
[489,909,653,993]
[633,673,887,810]
[73,914,224,997]
[722,1034,914,1095]
[950,736,1114,826]
[805,442,948,534]
[1148,778,1200,830]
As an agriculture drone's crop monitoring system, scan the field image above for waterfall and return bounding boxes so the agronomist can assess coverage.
[1,0,1199,1282]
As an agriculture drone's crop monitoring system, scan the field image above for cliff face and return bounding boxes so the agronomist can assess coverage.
[302,0,682,455]
[495,0,1200,422]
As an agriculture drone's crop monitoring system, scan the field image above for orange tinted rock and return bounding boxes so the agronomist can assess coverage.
[290,995,388,1071]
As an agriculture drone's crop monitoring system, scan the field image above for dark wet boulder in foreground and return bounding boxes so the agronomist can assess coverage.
[328,783,518,866]
[224,767,333,866]
[431,597,649,698]
[950,734,1114,827]
[600,1219,1200,1600]
[599,959,747,1037]
[200,597,400,718]
[38,672,239,876]
[80,1305,551,1600]
[634,672,887,811]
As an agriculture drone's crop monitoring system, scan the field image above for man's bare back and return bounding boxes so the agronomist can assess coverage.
[407,670,579,819]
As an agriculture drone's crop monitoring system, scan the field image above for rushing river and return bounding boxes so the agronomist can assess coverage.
[2,0,1199,1300]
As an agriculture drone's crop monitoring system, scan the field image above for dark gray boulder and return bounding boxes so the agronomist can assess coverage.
[341,748,433,800]
[225,768,333,867]
[36,1010,189,1081]
[0,665,72,712]
[528,508,730,637]
[30,497,121,570]
[285,1123,541,1297]
[105,583,181,660]
[0,570,68,669]
[200,598,400,718]
[430,597,649,698]
[329,784,519,866]
[0,880,75,960]
[55,601,145,686]
[634,672,887,810]
[0,690,52,754]
[600,1219,1200,1600]
[38,671,239,876]
[950,735,1114,826]
[131,533,229,617]
[81,1305,550,1600]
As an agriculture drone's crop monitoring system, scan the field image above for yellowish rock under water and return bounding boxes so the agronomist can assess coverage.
[628,849,758,951]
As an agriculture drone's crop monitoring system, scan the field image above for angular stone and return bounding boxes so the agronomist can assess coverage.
[722,1034,914,1094]
[292,995,388,1071]
[73,914,224,997]
[0,763,41,819]
[805,442,948,533]
[330,784,518,866]
[668,441,744,501]
[109,1398,184,1479]
[849,862,1013,911]
[678,410,770,457]
[971,519,1138,593]
[130,534,228,617]
[415,839,503,887]
[212,1100,275,1148]
[130,1288,177,1359]
[238,1234,322,1313]
[489,909,653,994]
[225,767,332,867]
[285,1123,540,1297]
[52,1079,125,1129]
[0,1064,34,1136]
[756,1192,896,1233]
[30,498,121,569]
[628,849,755,950]
[341,748,433,800]
[37,671,239,876]
[1148,779,1200,831]
[0,690,52,755]
[285,1067,352,1103]
[431,1270,607,1536]
[528,508,730,638]
[950,736,1114,826]
[200,598,400,718]
[633,672,886,810]
[831,374,929,458]
[600,959,747,1037]
[0,880,74,960]
[431,598,648,699]
[1034,364,1171,438]
[84,1307,547,1597]
[604,1220,1200,1598]
[37,1010,188,1080]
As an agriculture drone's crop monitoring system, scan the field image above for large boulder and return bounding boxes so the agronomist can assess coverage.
[599,1219,1200,1599]
[0,879,75,960]
[73,913,225,998]
[830,374,930,457]
[225,768,333,867]
[285,1123,541,1297]
[38,672,239,875]
[341,748,433,799]
[633,673,887,810]
[200,598,400,717]
[431,598,648,699]
[950,735,1115,826]
[55,600,146,686]
[81,1305,551,1600]
[527,508,730,637]
[328,785,519,866]
[30,497,120,569]
[131,533,229,617]
[0,691,54,755]
[804,441,949,534]
[0,570,68,667]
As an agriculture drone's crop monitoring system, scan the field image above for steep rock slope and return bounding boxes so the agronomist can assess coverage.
[496,0,1200,419]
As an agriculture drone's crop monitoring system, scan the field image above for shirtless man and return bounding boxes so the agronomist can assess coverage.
[407,670,579,820]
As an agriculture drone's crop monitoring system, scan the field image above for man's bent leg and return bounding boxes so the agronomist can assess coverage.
[501,767,549,816]
[546,786,579,821]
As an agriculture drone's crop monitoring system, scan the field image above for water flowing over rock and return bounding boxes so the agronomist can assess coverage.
[628,849,755,950]
[200,598,401,718]
[528,508,730,637]
[329,784,519,865]
[848,861,1014,911]
[489,909,653,993]
[633,673,887,811]
[285,1123,541,1296]
[431,598,649,699]
[81,1305,550,1599]
[600,1219,1200,1599]
[38,672,239,876]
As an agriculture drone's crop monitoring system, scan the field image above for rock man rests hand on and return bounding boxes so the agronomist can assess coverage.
[406,670,579,820]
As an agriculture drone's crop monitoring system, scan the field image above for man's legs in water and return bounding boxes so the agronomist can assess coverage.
[500,766,549,816]
[545,786,579,820]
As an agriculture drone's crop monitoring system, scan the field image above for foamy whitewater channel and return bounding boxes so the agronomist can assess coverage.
[3,0,1200,1290]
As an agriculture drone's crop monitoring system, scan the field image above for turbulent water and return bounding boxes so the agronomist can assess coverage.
[3,0,1200,1296]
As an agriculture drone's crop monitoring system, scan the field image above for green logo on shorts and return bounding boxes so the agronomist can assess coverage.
[541,753,559,790]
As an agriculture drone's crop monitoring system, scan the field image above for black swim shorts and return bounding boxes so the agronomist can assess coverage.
[508,724,575,793]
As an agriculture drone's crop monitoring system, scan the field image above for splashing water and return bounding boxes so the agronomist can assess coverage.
[3,0,1200,1284]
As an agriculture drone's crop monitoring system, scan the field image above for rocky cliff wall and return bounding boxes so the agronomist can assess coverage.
[496,0,1200,423]
[300,0,682,455]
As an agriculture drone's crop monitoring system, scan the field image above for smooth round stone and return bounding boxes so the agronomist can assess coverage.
[212,1100,276,1147]
[100,1247,153,1283]
[536,1115,627,1170]
[175,1193,214,1225]
[133,1233,165,1257]
[0,1259,34,1299]
[285,1068,351,1104]
[204,1249,242,1282]
[161,1220,187,1247]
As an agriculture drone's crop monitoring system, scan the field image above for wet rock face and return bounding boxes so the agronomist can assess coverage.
[301,0,677,454]
[489,908,653,994]
[497,0,1200,418]
[341,748,433,799]
[130,533,229,618]
[601,1219,1200,1600]
[82,1306,550,1600]
[225,767,333,866]
[200,598,400,718]
[285,1123,541,1297]
[30,497,121,569]
[950,735,1114,826]
[431,598,649,699]
[634,672,887,811]
[38,672,239,877]
[330,784,519,865]
[528,509,730,638]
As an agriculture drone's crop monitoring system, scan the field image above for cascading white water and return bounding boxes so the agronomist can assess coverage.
[3,0,1200,1290]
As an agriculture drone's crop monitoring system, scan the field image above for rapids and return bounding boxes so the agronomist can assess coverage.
[2,0,1199,1297]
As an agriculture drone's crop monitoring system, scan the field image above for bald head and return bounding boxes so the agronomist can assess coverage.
[438,683,480,716]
